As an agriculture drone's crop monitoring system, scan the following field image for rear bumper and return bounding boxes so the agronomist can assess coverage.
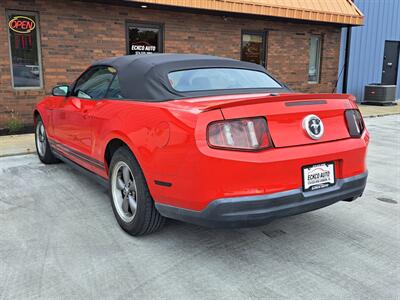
[155,172,367,228]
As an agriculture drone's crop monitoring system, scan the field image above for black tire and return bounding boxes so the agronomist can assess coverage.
[109,146,165,236]
[35,116,59,164]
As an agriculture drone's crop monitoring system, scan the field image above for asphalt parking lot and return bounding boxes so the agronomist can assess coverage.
[0,115,399,299]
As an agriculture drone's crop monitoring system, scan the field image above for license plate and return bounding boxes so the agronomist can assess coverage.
[302,162,335,192]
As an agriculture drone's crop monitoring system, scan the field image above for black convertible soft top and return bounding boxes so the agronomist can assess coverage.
[93,54,290,101]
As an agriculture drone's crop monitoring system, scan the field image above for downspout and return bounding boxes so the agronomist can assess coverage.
[342,25,352,94]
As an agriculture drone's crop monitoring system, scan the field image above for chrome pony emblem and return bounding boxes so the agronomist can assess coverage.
[302,115,324,140]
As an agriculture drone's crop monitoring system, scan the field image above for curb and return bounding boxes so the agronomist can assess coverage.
[363,113,400,118]
[0,151,35,158]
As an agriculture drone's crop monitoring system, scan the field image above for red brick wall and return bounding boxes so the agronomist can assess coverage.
[0,0,341,128]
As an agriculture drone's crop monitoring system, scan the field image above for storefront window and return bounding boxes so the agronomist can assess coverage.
[308,36,322,83]
[241,31,266,67]
[7,11,43,88]
[127,23,163,55]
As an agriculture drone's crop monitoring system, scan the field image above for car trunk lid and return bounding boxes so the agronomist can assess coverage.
[199,93,354,148]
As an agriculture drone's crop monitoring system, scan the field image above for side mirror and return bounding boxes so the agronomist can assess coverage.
[52,85,69,97]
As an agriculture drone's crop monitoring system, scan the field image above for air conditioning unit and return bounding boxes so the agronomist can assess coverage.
[363,84,397,105]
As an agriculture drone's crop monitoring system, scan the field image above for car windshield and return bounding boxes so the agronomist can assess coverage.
[168,68,282,92]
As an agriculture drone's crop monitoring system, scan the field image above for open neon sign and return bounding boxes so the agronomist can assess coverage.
[9,16,36,34]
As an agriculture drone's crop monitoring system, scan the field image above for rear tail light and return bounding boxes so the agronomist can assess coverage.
[345,109,365,137]
[207,117,273,151]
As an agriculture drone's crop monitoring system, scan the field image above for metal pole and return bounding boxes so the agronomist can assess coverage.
[342,26,352,93]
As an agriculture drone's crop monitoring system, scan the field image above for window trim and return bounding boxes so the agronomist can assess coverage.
[104,72,123,100]
[308,35,322,84]
[6,10,43,90]
[240,30,267,67]
[125,21,164,55]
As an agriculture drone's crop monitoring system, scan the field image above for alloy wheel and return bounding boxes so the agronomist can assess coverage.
[36,121,46,157]
[111,161,138,222]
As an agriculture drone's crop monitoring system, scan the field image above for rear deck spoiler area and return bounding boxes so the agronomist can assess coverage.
[200,93,356,111]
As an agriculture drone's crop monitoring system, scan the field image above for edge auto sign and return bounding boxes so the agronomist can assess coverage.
[130,41,157,55]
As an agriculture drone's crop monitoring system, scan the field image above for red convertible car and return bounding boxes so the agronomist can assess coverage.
[34,54,368,236]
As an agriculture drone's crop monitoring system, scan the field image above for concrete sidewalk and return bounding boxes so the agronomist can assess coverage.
[0,133,35,157]
[358,102,400,117]
[0,103,398,157]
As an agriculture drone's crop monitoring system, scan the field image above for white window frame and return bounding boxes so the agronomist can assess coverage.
[7,10,43,90]
[308,35,322,84]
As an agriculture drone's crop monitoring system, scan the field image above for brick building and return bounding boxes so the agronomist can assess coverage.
[0,0,363,129]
